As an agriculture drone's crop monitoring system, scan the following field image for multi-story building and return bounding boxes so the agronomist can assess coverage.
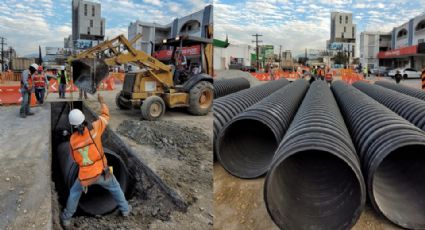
[377,13,425,70]
[128,5,213,55]
[70,0,105,50]
[359,31,391,68]
[328,12,356,61]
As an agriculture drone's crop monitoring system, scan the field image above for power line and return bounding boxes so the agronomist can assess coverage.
[252,34,263,69]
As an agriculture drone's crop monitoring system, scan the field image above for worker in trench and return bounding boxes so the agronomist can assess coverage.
[60,94,131,228]
[19,63,38,118]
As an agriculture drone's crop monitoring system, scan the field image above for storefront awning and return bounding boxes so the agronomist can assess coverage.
[377,45,418,59]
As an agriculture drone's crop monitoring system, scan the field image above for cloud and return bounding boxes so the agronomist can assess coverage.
[215,0,424,56]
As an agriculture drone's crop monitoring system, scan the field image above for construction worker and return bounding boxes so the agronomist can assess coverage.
[363,66,368,78]
[61,94,131,228]
[20,63,38,118]
[58,67,68,98]
[33,66,49,105]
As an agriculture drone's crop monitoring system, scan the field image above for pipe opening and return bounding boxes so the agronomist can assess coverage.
[266,150,363,229]
[373,145,425,228]
[218,119,278,178]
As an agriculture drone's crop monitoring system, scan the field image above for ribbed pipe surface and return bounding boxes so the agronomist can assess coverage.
[217,79,309,178]
[213,79,290,157]
[354,81,425,131]
[375,80,425,101]
[57,142,129,215]
[214,77,250,99]
[332,81,425,229]
[264,81,366,230]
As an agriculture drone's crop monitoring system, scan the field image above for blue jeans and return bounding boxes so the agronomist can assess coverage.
[35,88,45,104]
[19,89,31,115]
[61,174,129,221]
[59,84,66,98]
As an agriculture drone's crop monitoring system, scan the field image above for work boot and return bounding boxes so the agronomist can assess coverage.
[122,205,132,217]
[60,218,71,230]
[26,112,35,116]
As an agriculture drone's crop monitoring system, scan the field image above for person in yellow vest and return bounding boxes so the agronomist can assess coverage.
[33,66,49,105]
[60,94,131,228]
[20,63,38,118]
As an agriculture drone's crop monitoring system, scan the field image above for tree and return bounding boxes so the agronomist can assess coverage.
[334,51,348,65]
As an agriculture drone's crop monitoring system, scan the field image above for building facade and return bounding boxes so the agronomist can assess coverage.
[359,31,391,68]
[214,42,253,70]
[128,5,213,55]
[71,0,105,50]
[378,13,425,70]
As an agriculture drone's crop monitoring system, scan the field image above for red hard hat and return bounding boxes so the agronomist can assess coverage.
[38,66,43,71]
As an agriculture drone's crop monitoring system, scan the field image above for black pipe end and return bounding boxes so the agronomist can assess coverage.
[217,118,279,179]
[265,150,364,230]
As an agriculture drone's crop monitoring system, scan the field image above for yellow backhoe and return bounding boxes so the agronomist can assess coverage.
[69,33,214,120]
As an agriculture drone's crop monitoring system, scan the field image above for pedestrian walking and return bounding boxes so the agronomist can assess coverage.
[395,70,402,84]
[33,66,49,104]
[20,63,38,118]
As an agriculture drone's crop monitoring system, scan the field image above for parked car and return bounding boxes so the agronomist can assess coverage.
[388,68,421,79]
[371,66,391,76]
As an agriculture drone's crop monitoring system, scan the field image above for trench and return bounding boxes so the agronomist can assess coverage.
[50,101,187,228]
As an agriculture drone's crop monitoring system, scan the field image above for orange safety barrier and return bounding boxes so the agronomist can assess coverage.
[109,72,125,83]
[251,71,301,81]
[0,84,36,106]
[48,76,115,93]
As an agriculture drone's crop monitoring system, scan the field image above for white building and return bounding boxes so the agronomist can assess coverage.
[71,0,105,49]
[128,5,213,55]
[328,12,356,60]
[214,43,254,70]
[377,13,425,70]
[359,31,391,68]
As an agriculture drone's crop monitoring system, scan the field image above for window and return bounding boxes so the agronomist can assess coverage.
[416,20,425,31]
[352,27,355,37]
[100,21,103,35]
[92,6,95,16]
[90,20,93,27]
[344,26,346,32]
[84,4,87,16]
[419,39,424,44]
[87,27,90,35]
[341,32,344,38]
[339,15,342,24]
[345,16,348,24]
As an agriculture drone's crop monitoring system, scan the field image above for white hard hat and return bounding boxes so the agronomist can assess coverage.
[30,63,39,70]
[69,109,85,126]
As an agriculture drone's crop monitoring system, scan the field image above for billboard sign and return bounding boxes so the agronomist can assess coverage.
[329,42,354,51]
[262,45,274,59]
[46,47,71,55]
[74,40,100,50]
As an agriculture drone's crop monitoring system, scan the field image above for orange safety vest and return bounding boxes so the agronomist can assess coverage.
[21,73,33,89]
[33,74,46,88]
[70,127,107,186]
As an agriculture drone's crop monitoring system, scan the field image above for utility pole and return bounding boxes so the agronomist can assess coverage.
[279,45,282,68]
[252,34,262,70]
[0,37,6,72]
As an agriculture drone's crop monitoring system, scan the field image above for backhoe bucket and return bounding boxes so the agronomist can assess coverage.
[71,58,109,94]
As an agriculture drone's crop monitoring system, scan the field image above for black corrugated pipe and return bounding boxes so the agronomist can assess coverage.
[217,79,309,178]
[57,142,129,216]
[332,80,425,229]
[354,81,425,131]
[375,80,425,101]
[213,77,250,99]
[213,79,290,158]
[264,81,366,230]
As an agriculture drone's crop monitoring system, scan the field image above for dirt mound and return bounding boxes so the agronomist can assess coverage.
[117,120,210,157]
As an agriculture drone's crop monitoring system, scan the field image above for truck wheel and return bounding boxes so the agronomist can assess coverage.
[188,81,213,115]
[141,96,165,121]
[115,93,130,110]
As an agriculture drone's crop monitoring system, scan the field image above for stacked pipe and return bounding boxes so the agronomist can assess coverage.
[263,81,366,230]
[213,78,289,157]
[375,80,425,101]
[213,77,250,99]
[57,142,129,215]
[331,81,425,229]
[217,79,309,179]
[354,81,425,131]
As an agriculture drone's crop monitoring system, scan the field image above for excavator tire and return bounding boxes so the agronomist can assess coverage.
[188,81,213,116]
[115,93,130,110]
[140,96,166,121]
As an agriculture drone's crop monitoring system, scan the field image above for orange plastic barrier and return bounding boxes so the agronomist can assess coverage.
[0,84,36,106]
[251,71,300,81]
[48,76,115,93]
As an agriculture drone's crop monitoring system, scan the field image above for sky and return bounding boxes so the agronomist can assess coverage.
[0,0,211,56]
[214,0,425,56]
